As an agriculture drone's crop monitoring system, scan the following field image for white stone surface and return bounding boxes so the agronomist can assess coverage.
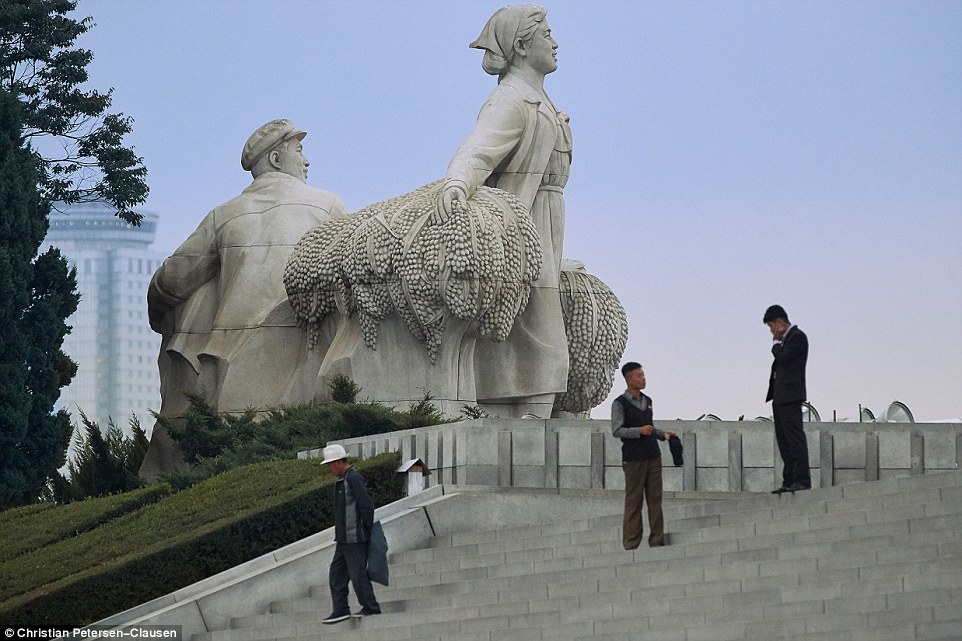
[512,427,547,466]
[805,429,821,469]
[742,430,776,467]
[697,467,730,492]
[558,428,593,467]
[662,466,684,492]
[743,467,774,493]
[923,429,957,469]
[604,466,626,491]
[695,430,729,467]
[879,431,912,469]
[559,466,591,489]
[835,468,866,485]
[833,431,867,469]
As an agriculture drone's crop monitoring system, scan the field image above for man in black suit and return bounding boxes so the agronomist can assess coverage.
[764,305,811,494]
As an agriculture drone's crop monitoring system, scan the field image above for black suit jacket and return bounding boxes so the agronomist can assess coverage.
[766,325,808,403]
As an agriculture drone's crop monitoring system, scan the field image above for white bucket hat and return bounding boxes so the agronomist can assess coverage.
[321,443,348,464]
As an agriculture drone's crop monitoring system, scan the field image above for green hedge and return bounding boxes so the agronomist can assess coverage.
[0,452,402,627]
[0,501,55,524]
[0,484,172,563]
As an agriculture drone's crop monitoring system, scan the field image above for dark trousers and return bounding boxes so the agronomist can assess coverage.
[329,542,380,614]
[773,401,811,488]
[622,458,664,549]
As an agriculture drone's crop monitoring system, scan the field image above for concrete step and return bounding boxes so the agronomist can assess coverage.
[192,471,962,641]
[206,572,962,641]
[220,539,962,636]
[381,483,962,585]
[224,575,962,640]
[202,520,957,636]
[267,529,962,619]
[415,470,962,552]
[209,538,962,638]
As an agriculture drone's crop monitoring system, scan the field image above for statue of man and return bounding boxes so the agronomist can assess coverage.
[141,119,346,477]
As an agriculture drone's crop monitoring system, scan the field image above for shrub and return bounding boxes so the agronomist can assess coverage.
[0,484,171,563]
[395,391,453,430]
[326,373,362,404]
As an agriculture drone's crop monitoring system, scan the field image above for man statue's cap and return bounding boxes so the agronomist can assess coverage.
[240,119,307,171]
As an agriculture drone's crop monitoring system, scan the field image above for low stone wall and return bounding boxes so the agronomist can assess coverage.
[301,419,962,493]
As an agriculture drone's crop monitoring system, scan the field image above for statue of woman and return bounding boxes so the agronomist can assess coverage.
[436,4,571,417]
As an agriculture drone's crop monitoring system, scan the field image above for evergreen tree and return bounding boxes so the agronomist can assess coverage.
[0,88,79,506]
[0,0,148,221]
[60,413,146,500]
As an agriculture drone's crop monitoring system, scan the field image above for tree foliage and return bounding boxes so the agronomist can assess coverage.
[0,0,148,221]
[50,413,148,502]
[326,373,362,404]
[0,88,79,507]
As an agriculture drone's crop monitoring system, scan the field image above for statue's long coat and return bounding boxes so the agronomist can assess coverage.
[445,71,572,399]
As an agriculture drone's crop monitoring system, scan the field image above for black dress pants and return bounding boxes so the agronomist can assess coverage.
[773,401,811,488]
[329,542,380,614]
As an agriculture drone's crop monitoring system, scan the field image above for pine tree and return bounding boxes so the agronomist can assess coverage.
[61,413,146,500]
[0,0,148,222]
[0,88,79,506]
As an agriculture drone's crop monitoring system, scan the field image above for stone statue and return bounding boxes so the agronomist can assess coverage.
[140,119,346,477]
[437,4,571,418]
[284,181,542,416]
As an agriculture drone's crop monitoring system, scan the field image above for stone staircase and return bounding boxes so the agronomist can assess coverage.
[195,471,962,641]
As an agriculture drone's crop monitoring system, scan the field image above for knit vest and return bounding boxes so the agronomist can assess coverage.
[615,394,662,462]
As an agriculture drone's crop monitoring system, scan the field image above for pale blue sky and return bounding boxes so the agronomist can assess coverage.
[77,0,962,422]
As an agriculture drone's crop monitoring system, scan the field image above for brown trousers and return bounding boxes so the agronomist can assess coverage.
[622,458,665,549]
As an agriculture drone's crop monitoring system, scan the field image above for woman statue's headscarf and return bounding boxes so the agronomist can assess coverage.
[469,4,547,77]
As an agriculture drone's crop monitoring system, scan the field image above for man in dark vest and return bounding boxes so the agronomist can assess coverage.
[764,305,812,494]
[611,362,676,549]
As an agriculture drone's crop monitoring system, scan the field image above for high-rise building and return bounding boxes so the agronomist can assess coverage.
[43,202,165,433]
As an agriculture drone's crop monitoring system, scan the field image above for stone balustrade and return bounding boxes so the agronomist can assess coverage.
[300,419,962,493]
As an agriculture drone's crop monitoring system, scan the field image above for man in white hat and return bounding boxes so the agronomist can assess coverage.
[142,120,347,477]
[320,444,381,623]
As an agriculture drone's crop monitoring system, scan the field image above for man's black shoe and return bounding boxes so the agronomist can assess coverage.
[354,608,381,617]
[322,612,352,624]
[788,483,811,492]
[771,486,790,494]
